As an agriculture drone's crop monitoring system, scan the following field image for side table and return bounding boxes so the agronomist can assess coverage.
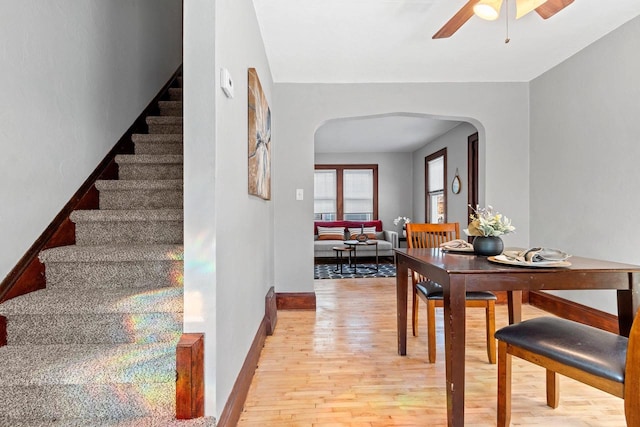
[344,240,379,272]
[332,246,354,274]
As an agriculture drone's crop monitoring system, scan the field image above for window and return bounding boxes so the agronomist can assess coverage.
[314,169,337,220]
[314,164,378,220]
[425,149,446,224]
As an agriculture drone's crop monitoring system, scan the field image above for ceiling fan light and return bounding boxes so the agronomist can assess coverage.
[515,0,548,19]
[473,0,502,21]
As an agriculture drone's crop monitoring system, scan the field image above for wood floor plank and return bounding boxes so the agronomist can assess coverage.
[238,278,625,426]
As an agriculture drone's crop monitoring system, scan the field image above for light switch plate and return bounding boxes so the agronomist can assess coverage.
[296,189,304,200]
[220,68,234,98]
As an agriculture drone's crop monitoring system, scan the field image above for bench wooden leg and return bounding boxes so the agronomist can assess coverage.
[546,369,560,408]
[497,340,512,427]
[486,300,496,364]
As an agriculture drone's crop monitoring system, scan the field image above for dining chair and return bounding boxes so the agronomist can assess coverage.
[406,222,497,364]
[495,311,640,426]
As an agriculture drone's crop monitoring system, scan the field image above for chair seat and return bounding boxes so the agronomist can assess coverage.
[416,281,497,301]
[495,317,628,383]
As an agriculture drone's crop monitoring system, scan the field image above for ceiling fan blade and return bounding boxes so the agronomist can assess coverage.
[535,0,574,19]
[515,0,548,19]
[433,0,480,39]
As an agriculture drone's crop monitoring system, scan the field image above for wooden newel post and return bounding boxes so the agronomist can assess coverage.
[176,333,205,419]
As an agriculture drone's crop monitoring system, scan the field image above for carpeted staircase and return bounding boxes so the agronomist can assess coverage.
[0,77,215,426]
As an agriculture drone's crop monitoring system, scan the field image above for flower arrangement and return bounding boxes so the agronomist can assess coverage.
[464,205,515,237]
[393,216,411,227]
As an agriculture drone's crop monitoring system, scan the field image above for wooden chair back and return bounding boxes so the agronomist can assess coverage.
[406,223,460,249]
[406,222,460,283]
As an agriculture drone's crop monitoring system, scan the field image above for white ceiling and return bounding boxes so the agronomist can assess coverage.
[252,0,640,152]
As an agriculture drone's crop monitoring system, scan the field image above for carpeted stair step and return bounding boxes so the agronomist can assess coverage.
[0,287,182,345]
[159,100,183,116]
[71,209,183,245]
[0,416,216,427]
[5,311,182,345]
[132,133,183,155]
[168,87,182,100]
[116,154,183,180]
[0,342,178,419]
[96,179,183,209]
[146,116,182,134]
[40,244,183,289]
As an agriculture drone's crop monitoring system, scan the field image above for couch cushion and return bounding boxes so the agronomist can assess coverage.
[317,226,345,240]
[348,227,377,240]
[345,220,383,232]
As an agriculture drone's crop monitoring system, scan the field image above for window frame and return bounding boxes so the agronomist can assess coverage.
[314,164,379,220]
[425,149,447,224]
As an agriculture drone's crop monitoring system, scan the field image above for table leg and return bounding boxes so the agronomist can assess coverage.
[507,290,522,324]
[617,272,640,336]
[333,250,343,274]
[443,276,467,427]
[396,259,408,356]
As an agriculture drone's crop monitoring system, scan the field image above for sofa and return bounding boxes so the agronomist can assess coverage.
[314,220,398,259]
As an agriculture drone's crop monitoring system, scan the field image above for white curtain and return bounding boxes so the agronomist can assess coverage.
[314,170,336,215]
[344,169,373,216]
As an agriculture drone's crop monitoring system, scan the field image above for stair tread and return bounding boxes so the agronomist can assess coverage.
[0,384,176,420]
[71,208,183,222]
[115,154,183,164]
[158,100,183,106]
[0,416,216,427]
[0,287,183,315]
[146,116,182,124]
[95,179,183,190]
[0,342,178,385]
[131,133,183,142]
[39,244,184,263]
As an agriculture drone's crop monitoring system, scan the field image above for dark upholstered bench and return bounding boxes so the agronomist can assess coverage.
[495,315,640,426]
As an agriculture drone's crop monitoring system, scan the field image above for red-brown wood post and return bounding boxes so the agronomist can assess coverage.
[176,333,205,419]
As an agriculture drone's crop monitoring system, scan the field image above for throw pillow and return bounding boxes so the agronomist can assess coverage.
[348,227,377,240]
[317,226,345,240]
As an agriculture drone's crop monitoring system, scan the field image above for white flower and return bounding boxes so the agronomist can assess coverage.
[393,216,411,226]
[464,205,515,237]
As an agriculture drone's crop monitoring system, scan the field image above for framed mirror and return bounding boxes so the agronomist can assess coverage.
[452,170,462,194]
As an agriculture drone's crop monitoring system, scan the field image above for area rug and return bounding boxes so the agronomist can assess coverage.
[314,262,396,279]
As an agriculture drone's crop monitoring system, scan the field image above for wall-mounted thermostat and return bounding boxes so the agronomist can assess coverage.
[220,68,234,98]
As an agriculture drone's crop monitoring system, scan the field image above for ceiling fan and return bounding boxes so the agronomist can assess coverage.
[433,0,574,39]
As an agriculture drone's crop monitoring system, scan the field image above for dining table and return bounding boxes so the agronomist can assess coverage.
[395,247,640,427]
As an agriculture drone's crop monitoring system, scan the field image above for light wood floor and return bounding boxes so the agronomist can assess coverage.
[238,277,625,426]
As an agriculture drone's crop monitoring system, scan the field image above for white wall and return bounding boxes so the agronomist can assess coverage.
[274,83,530,293]
[183,0,217,415]
[530,15,640,314]
[184,0,274,416]
[0,0,182,282]
[314,152,413,233]
[412,122,478,228]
